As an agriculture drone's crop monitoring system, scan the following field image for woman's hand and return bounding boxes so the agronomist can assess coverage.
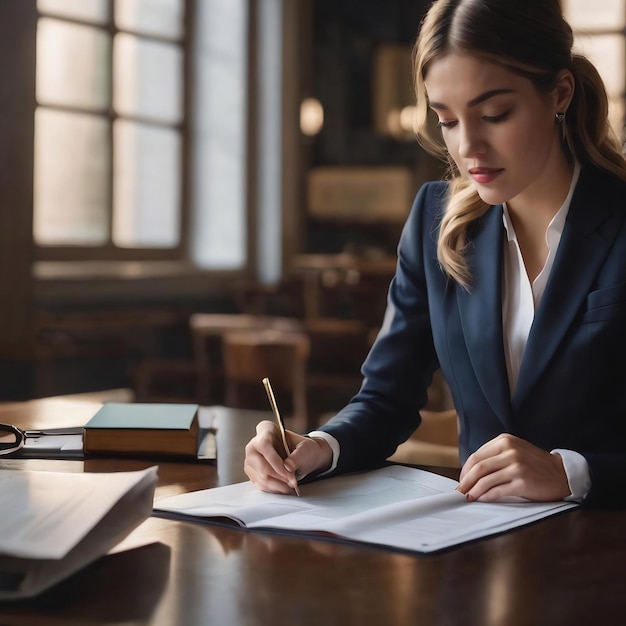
[457,433,571,502]
[244,420,333,495]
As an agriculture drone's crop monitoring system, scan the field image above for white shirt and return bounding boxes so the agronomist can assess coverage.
[502,161,590,501]
[312,163,591,501]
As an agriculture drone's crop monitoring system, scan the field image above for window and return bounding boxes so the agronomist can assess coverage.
[562,0,626,140]
[189,0,249,271]
[34,0,189,260]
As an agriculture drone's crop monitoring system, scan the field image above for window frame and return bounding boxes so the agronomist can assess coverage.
[33,0,194,263]
[0,0,305,312]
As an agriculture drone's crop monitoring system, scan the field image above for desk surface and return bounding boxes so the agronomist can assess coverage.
[0,399,625,625]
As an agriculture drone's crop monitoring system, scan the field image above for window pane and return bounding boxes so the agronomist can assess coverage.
[115,0,184,39]
[113,121,181,248]
[34,109,110,245]
[562,0,625,30]
[37,0,109,24]
[114,34,183,123]
[37,18,111,110]
[573,34,625,96]
[191,0,248,269]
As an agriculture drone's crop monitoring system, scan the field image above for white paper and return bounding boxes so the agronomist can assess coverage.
[0,466,158,559]
[0,466,158,600]
[155,465,577,553]
[23,433,83,452]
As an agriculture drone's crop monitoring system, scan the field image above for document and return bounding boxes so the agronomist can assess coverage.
[154,465,577,554]
[19,427,84,459]
[0,466,157,600]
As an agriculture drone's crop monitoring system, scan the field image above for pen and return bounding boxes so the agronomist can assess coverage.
[262,377,301,496]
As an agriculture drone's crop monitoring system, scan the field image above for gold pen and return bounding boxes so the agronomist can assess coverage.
[262,377,301,496]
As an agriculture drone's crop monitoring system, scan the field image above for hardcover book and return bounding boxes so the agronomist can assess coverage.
[83,402,200,458]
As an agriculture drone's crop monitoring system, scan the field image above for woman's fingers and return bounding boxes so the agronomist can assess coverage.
[285,435,333,479]
[244,422,332,495]
[458,433,570,502]
[244,463,296,495]
[244,421,296,492]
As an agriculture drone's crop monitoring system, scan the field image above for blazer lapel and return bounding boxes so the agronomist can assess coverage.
[456,204,513,430]
[513,167,624,409]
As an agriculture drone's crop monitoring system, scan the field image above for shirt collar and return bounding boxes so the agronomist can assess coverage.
[502,160,581,243]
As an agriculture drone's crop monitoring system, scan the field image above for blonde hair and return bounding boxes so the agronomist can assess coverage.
[412,0,626,288]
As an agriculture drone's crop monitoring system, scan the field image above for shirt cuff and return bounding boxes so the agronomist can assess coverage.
[308,430,340,475]
[551,448,591,502]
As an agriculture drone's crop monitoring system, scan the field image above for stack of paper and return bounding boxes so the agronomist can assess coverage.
[0,466,157,600]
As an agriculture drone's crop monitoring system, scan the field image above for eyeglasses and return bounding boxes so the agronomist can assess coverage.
[0,424,28,455]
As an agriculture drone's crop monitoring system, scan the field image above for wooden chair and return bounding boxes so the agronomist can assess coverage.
[303,317,370,426]
[189,314,303,365]
[189,313,304,404]
[221,329,310,431]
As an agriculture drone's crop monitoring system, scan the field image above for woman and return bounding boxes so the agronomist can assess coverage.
[244,0,626,507]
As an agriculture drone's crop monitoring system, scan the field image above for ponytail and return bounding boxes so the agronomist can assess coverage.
[566,54,626,181]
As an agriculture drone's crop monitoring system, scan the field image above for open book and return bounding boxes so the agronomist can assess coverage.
[154,465,577,554]
[0,466,157,600]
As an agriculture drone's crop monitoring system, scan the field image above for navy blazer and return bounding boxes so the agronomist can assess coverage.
[318,165,626,507]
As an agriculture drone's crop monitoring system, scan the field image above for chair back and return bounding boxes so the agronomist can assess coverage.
[221,329,310,430]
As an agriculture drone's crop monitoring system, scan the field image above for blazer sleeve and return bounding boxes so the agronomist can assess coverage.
[583,453,626,507]
[316,182,447,475]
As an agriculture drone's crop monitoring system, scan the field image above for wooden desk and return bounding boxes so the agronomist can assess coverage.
[0,399,625,625]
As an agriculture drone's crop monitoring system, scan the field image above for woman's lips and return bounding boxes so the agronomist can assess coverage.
[468,167,504,184]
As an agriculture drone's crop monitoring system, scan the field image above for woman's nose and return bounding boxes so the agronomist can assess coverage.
[458,124,486,159]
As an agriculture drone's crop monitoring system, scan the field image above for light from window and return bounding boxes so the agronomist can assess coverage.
[34,109,110,245]
[115,0,185,39]
[34,1,186,253]
[190,0,248,269]
[37,0,109,24]
[36,18,110,110]
[562,0,626,139]
[114,33,184,124]
[561,0,624,30]
[573,34,625,96]
[113,120,181,248]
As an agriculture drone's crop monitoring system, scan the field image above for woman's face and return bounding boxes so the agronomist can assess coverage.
[424,53,570,210]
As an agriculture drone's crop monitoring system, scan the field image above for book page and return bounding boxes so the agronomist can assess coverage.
[155,465,577,553]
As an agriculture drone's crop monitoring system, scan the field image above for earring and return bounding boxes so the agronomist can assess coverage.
[555,111,566,123]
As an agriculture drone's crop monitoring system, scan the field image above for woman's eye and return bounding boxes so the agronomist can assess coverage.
[483,110,512,123]
[437,120,457,129]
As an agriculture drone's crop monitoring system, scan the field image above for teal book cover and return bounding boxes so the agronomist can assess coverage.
[85,403,199,430]
[83,403,200,457]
